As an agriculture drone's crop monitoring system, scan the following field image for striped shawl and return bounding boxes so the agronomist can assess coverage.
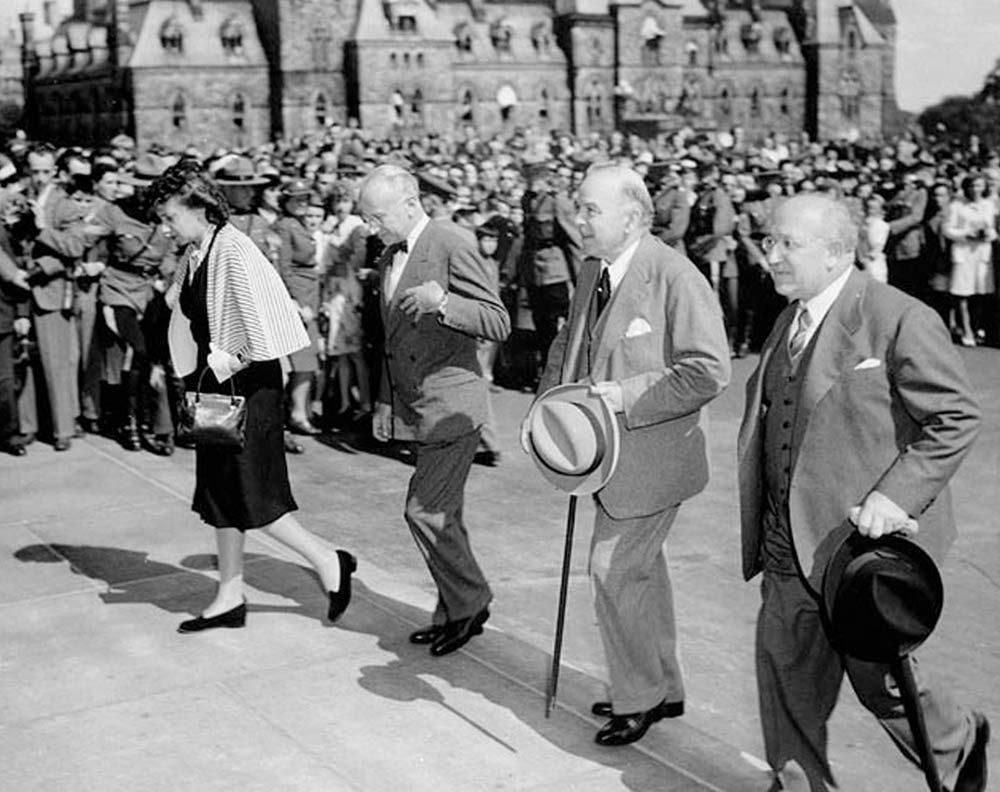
[168,223,309,379]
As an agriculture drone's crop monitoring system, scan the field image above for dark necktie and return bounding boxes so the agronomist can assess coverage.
[595,265,611,316]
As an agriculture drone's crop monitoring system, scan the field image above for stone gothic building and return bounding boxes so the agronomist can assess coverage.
[19,0,902,151]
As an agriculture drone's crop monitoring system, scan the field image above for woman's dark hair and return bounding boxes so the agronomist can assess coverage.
[961,173,983,201]
[146,159,230,226]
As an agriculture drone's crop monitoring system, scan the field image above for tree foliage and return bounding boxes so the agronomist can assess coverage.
[918,96,1000,152]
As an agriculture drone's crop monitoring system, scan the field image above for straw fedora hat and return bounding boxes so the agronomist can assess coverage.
[214,154,272,187]
[821,530,943,663]
[526,382,620,496]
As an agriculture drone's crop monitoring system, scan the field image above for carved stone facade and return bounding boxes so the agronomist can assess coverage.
[20,0,902,148]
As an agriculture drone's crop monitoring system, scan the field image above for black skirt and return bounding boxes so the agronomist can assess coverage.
[186,360,297,529]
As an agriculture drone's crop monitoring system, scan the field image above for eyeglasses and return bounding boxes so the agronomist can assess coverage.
[761,235,823,254]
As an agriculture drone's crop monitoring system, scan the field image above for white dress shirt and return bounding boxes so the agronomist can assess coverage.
[790,265,853,350]
[386,213,430,301]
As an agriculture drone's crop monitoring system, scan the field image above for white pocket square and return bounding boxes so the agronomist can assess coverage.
[854,358,882,370]
[625,317,652,338]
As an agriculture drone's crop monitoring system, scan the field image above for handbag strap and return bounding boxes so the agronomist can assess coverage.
[193,366,239,406]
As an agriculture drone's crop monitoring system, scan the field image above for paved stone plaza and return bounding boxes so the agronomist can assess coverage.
[1,352,997,792]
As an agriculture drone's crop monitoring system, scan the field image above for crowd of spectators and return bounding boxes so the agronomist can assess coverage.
[0,121,997,459]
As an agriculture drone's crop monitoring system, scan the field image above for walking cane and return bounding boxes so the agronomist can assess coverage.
[891,654,942,792]
[545,494,578,717]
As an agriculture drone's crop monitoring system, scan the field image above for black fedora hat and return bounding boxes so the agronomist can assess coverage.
[821,531,943,663]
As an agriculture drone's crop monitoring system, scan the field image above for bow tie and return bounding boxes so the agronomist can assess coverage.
[389,240,408,256]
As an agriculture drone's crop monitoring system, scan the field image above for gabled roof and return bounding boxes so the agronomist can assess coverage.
[126,0,266,69]
[815,0,885,46]
[353,0,454,42]
[855,0,895,25]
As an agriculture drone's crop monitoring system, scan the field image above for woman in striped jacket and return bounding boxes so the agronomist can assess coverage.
[151,161,356,633]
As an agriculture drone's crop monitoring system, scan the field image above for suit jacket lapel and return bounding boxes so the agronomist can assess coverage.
[591,236,654,376]
[794,268,867,443]
[560,257,599,383]
[383,225,432,341]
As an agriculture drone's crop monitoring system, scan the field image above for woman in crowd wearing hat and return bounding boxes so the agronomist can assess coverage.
[85,153,178,452]
[149,160,356,632]
[274,180,323,435]
[319,184,370,421]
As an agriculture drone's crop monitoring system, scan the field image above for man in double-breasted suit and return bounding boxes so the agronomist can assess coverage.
[528,162,730,746]
[738,194,988,792]
[359,164,511,658]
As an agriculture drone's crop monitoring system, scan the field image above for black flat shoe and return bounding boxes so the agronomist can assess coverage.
[591,699,684,719]
[327,550,357,622]
[0,443,26,457]
[409,624,444,644]
[594,699,677,746]
[178,602,247,633]
[429,607,490,657]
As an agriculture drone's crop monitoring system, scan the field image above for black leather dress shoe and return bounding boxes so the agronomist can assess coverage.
[326,550,357,622]
[1,442,26,457]
[430,608,490,657]
[410,624,444,645]
[594,699,679,746]
[954,712,990,792]
[177,602,247,633]
[53,438,71,452]
[591,699,684,720]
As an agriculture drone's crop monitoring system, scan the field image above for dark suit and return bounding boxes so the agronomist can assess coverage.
[379,218,510,625]
[540,234,730,713]
[738,269,980,789]
[651,186,692,253]
[886,183,928,295]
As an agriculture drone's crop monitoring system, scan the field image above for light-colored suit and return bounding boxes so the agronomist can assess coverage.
[379,219,510,624]
[540,233,730,712]
[23,187,87,440]
[738,268,980,789]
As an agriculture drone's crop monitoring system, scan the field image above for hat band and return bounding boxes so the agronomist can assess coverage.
[220,174,264,182]
[531,401,606,477]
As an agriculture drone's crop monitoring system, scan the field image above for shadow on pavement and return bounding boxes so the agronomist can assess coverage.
[12,544,757,791]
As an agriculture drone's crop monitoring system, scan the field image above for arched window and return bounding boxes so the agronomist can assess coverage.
[586,80,604,126]
[539,87,550,120]
[718,84,733,117]
[160,17,184,53]
[497,84,517,121]
[411,88,423,117]
[390,52,397,67]
[416,52,425,67]
[774,27,792,59]
[220,16,244,54]
[749,85,762,117]
[460,88,475,123]
[403,52,411,67]
[490,19,512,52]
[846,28,858,56]
[685,40,698,67]
[531,22,551,54]
[454,23,473,53]
[779,86,791,115]
[839,70,861,120]
[171,92,187,129]
[315,92,329,127]
[233,93,246,128]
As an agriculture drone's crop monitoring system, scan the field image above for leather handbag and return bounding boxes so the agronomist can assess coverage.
[180,368,247,448]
